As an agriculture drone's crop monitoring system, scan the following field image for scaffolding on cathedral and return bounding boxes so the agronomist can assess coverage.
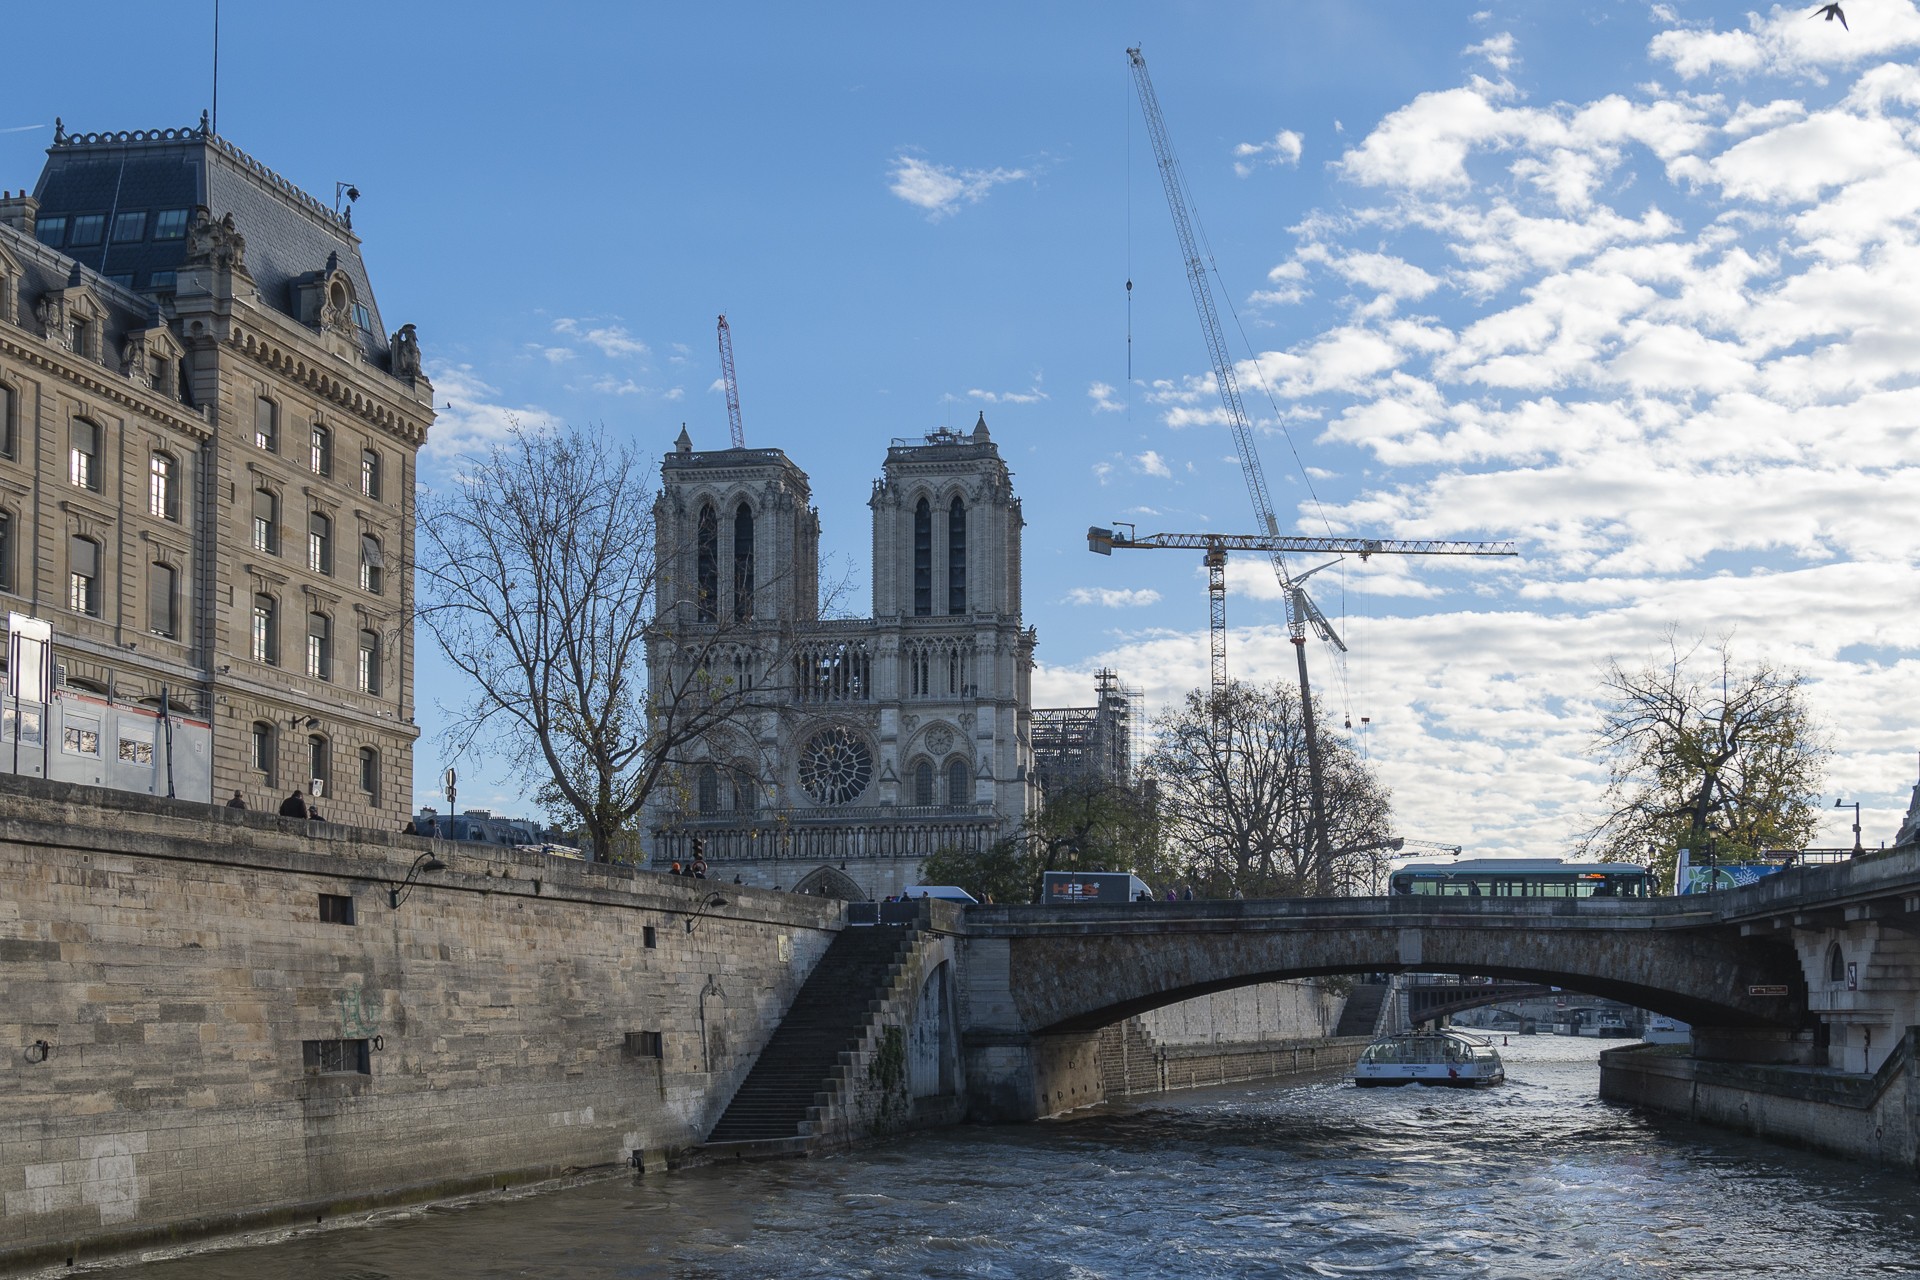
[1031,669,1146,793]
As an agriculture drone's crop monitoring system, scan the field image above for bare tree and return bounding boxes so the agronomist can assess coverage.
[1579,634,1828,886]
[416,424,760,861]
[1146,681,1394,897]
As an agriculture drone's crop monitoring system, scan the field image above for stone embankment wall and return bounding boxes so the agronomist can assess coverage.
[0,775,841,1272]
[1099,980,1365,1098]
[1599,1033,1920,1175]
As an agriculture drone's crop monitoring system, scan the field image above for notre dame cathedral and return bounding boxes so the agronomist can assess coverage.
[643,414,1040,899]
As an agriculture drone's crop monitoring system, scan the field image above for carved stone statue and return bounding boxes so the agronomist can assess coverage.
[390,323,421,379]
[185,208,249,275]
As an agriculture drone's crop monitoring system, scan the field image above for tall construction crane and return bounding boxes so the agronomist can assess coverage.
[716,314,746,448]
[1124,47,1515,895]
[1090,525,1514,894]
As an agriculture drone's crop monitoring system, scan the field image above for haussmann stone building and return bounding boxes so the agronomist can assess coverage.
[644,416,1040,899]
[0,118,431,826]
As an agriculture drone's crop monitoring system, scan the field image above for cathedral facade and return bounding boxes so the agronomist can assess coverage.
[644,415,1037,899]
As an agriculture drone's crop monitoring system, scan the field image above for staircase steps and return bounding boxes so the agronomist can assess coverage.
[1334,982,1388,1038]
[703,926,915,1145]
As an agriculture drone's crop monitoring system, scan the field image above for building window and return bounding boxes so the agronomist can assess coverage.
[733,502,755,622]
[70,419,100,490]
[149,452,178,520]
[252,488,278,554]
[307,611,331,681]
[148,270,176,292]
[696,503,719,623]
[111,211,147,243]
[302,1038,369,1075]
[153,209,189,241]
[148,562,177,639]
[67,214,105,249]
[948,496,967,614]
[947,757,971,808]
[308,511,332,575]
[624,1031,664,1060]
[359,534,384,595]
[118,734,153,766]
[309,734,330,797]
[149,352,170,394]
[1829,943,1845,984]
[360,449,381,500]
[1,381,15,459]
[357,629,380,694]
[914,760,934,807]
[358,747,380,806]
[68,536,99,615]
[698,765,721,815]
[913,498,932,616]
[0,510,11,594]
[642,925,658,949]
[251,720,276,780]
[254,397,277,451]
[63,724,101,756]
[68,317,92,360]
[35,216,66,248]
[251,594,278,665]
[319,893,356,925]
[310,423,331,475]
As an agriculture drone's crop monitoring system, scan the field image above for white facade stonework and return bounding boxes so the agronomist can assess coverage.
[645,416,1037,899]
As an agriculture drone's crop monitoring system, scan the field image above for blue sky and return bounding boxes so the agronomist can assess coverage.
[10,2,1918,856]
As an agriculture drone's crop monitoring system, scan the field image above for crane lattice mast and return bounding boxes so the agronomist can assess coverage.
[716,314,745,449]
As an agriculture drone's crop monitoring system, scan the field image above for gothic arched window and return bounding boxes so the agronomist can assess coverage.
[947,496,967,614]
[914,760,934,807]
[733,501,755,621]
[698,765,721,815]
[947,757,971,808]
[696,503,719,622]
[913,498,932,617]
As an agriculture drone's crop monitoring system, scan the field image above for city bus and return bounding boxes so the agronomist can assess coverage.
[1387,858,1654,899]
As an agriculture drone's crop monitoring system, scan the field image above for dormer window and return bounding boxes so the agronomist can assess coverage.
[111,211,146,243]
[153,210,189,241]
[35,217,67,248]
[353,304,373,334]
[67,215,105,249]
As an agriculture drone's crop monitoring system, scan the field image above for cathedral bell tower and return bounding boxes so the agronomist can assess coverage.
[655,427,820,629]
[869,413,1022,621]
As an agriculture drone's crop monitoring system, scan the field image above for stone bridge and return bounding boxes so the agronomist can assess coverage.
[950,846,1920,1121]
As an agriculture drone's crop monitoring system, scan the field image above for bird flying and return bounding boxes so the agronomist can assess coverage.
[1811,3,1849,29]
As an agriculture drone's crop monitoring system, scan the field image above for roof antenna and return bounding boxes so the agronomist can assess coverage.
[210,0,220,138]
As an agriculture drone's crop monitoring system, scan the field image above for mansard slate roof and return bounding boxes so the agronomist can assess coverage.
[31,118,388,362]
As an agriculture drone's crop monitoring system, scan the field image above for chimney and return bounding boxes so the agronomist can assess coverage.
[0,191,38,235]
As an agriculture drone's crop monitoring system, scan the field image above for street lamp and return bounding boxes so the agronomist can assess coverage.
[684,891,729,934]
[1834,797,1863,854]
[389,852,448,909]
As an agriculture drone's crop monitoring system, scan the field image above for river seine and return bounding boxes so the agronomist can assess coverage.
[84,1037,1920,1278]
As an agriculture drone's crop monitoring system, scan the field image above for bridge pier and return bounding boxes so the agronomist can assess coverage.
[1689,1025,1825,1066]
[963,1031,1106,1123]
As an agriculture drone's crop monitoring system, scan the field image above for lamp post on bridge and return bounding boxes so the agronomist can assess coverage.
[1834,797,1863,855]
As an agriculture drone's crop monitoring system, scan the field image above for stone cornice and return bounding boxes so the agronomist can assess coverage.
[0,326,211,441]
[226,318,430,448]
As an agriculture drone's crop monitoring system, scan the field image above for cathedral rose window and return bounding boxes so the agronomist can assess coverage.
[798,726,874,806]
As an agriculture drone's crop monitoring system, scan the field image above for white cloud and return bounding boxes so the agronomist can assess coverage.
[1135,450,1172,478]
[1233,130,1304,177]
[1466,32,1516,73]
[421,362,563,459]
[1088,381,1126,413]
[1066,587,1164,608]
[888,153,1030,220]
[552,316,649,360]
[969,385,1049,405]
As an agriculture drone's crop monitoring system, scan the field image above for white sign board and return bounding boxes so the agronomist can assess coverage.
[6,613,51,703]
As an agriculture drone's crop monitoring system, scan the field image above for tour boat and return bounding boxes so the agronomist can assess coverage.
[1352,1030,1506,1088]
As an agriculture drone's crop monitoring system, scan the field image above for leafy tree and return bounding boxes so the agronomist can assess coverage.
[416,424,762,861]
[1579,635,1828,888]
[1146,681,1394,898]
[919,776,1166,904]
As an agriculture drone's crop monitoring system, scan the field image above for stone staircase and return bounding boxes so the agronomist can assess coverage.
[703,924,919,1147]
[1334,981,1390,1038]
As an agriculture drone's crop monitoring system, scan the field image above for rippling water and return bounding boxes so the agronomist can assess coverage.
[84,1038,1920,1278]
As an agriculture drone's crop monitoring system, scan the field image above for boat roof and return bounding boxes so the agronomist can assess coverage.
[1391,858,1649,876]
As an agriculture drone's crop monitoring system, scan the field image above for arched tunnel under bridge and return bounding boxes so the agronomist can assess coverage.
[955,894,1807,1122]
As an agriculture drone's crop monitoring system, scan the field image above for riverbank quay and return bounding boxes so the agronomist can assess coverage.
[1599,1032,1920,1174]
[0,772,842,1274]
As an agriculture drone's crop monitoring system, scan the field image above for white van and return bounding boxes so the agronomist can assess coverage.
[899,885,979,904]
